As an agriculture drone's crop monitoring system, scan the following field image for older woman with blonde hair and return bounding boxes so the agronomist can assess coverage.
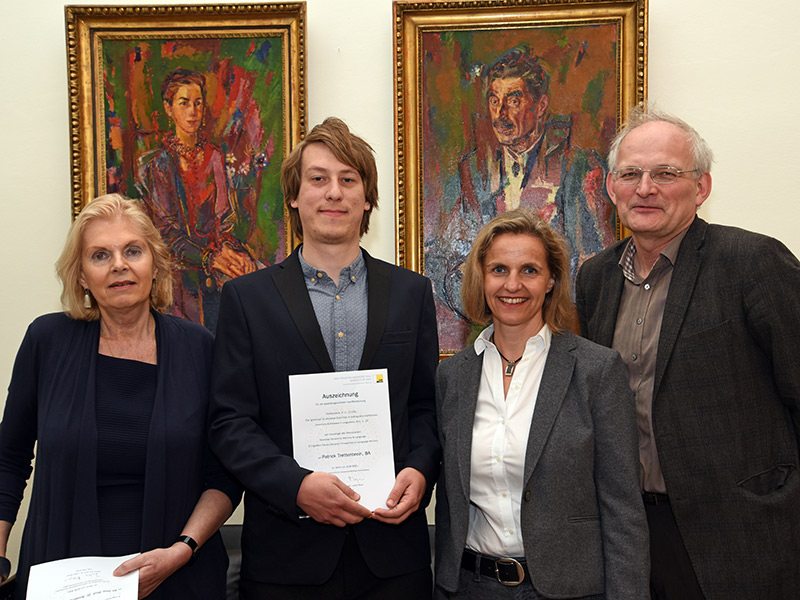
[0,194,239,598]
[434,208,648,599]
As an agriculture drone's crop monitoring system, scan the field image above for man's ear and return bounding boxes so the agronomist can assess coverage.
[605,171,618,206]
[695,172,712,208]
[535,94,550,119]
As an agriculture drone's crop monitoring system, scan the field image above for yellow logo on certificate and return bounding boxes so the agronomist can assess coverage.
[375,374,384,383]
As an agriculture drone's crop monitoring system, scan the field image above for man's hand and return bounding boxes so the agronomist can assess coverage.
[114,543,191,598]
[371,467,426,525]
[297,472,372,527]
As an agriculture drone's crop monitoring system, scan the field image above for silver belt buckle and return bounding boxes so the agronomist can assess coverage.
[494,557,525,586]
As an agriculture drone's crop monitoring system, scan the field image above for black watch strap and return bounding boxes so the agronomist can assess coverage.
[175,535,199,564]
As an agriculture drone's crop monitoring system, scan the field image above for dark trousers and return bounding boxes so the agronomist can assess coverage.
[644,497,705,600]
[239,528,432,600]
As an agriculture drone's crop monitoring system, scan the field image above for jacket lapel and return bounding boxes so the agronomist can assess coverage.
[456,349,484,501]
[272,248,334,372]
[359,251,390,369]
[594,245,626,347]
[653,217,707,398]
[523,332,576,485]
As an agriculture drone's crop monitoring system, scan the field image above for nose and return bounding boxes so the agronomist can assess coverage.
[498,101,509,118]
[110,251,128,272]
[504,271,522,292]
[636,171,658,195]
[325,179,343,201]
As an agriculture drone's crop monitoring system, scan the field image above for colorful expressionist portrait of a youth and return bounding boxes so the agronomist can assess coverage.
[102,38,286,331]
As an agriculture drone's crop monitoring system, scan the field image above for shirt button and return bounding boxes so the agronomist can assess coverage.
[317,272,323,278]
[495,457,501,463]
[644,283,651,290]
[509,529,515,535]
[338,332,344,339]
[524,491,531,502]
[631,354,638,361]
[335,295,340,300]
[502,492,507,498]
[351,276,356,282]
[310,277,316,283]
[636,318,643,325]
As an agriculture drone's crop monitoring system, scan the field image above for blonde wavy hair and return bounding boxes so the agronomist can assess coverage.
[56,194,173,320]
[461,208,573,333]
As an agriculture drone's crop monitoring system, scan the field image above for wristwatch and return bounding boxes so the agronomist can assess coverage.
[175,535,199,564]
[0,556,10,579]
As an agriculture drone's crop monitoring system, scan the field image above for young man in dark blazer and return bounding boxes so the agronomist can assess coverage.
[576,107,800,599]
[209,118,440,599]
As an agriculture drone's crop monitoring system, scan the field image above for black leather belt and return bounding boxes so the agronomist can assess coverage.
[642,492,670,505]
[461,548,529,586]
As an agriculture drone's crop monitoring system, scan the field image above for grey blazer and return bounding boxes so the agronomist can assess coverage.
[576,217,800,598]
[434,329,649,599]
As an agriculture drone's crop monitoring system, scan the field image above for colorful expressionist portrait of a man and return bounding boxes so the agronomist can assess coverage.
[422,24,620,351]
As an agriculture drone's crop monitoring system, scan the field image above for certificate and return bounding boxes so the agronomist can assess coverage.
[290,368,395,511]
[26,554,138,600]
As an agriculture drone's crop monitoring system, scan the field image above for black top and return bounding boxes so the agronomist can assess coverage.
[95,353,157,555]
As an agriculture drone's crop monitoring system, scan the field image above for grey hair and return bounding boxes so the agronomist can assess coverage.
[607,105,715,174]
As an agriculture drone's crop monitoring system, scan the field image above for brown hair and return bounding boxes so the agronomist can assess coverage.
[55,194,173,320]
[461,208,572,332]
[485,47,549,102]
[161,68,207,104]
[281,117,379,239]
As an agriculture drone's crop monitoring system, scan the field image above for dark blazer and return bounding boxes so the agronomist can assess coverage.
[576,217,800,598]
[434,330,649,599]
[0,311,238,599]
[209,247,440,585]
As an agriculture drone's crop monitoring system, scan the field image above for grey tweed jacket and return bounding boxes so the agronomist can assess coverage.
[576,217,800,599]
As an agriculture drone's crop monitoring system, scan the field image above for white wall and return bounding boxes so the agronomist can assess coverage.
[1,0,798,565]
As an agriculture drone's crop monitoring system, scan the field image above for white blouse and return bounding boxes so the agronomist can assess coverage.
[466,324,551,557]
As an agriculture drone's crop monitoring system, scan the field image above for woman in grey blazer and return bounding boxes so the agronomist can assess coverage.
[434,208,648,599]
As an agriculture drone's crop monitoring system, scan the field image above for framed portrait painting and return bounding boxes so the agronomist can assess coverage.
[394,0,647,354]
[65,3,306,331]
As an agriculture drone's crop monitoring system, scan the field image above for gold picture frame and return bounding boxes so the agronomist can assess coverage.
[65,3,306,331]
[394,0,647,354]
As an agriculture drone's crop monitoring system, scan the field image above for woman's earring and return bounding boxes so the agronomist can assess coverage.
[83,289,92,308]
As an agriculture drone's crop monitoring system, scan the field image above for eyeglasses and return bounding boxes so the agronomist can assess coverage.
[612,166,700,185]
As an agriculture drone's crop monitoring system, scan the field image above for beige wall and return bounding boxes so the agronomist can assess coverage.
[1,0,798,565]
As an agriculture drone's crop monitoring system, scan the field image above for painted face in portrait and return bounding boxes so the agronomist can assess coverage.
[488,77,549,152]
[79,217,157,315]
[165,83,205,140]
[607,120,712,246]
[483,232,554,337]
[290,143,371,249]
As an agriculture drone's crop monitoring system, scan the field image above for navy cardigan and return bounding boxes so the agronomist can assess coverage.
[0,311,240,598]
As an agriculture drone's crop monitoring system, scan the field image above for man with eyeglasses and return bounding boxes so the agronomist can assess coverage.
[576,106,800,599]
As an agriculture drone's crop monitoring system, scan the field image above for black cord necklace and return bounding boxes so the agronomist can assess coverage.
[491,335,523,377]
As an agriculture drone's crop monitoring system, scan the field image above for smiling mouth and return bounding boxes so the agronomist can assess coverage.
[499,297,527,305]
[109,281,135,289]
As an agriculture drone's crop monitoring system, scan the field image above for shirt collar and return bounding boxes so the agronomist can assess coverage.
[474,323,552,356]
[618,227,689,283]
[298,245,366,284]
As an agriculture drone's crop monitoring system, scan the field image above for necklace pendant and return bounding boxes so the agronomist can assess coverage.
[504,363,516,377]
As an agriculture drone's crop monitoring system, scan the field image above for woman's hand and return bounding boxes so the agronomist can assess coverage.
[212,245,258,279]
[113,542,192,599]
